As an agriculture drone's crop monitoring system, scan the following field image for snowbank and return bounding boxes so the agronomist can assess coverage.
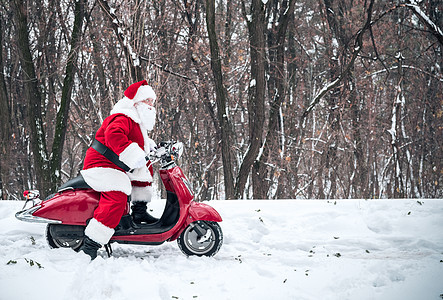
[1,199,442,300]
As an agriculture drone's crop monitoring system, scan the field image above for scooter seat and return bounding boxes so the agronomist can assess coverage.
[58,175,91,191]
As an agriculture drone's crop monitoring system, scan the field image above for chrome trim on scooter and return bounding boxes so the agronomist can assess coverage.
[160,161,177,170]
[15,206,62,224]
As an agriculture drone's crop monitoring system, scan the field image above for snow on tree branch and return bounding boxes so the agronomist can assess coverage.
[404,0,443,46]
[301,0,375,122]
[97,0,191,81]
[97,0,139,68]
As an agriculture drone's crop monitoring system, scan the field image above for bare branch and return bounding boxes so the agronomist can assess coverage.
[301,0,375,121]
[404,0,443,46]
[96,0,191,81]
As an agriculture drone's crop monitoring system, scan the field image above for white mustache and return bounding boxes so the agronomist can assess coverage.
[136,103,156,131]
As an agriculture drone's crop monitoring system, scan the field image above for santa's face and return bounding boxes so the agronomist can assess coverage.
[135,99,156,131]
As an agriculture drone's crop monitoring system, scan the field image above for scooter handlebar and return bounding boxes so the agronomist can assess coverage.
[129,141,182,172]
[147,141,183,165]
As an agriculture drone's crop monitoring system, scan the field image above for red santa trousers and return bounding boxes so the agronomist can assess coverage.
[93,191,128,229]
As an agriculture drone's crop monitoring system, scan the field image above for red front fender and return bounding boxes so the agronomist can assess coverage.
[188,202,222,223]
[169,202,222,241]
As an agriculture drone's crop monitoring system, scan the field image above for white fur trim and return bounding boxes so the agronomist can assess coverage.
[80,168,132,195]
[132,85,157,103]
[85,218,115,245]
[110,97,141,124]
[131,186,153,202]
[126,165,153,182]
[119,143,146,169]
[109,98,155,152]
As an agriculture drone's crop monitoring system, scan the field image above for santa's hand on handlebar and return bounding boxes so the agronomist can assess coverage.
[153,147,166,158]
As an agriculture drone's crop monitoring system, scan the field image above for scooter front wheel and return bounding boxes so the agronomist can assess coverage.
[177,221,223,257]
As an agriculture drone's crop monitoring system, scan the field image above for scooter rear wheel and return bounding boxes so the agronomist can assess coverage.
[46,224,84,251]
[177,221,223,257]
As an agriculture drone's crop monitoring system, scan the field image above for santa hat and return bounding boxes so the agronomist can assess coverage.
[124,80,157,103]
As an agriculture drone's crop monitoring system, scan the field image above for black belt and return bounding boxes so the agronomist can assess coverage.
[90,139,131,172]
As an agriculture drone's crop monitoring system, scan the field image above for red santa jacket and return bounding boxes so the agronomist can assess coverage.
[81,98,155,201]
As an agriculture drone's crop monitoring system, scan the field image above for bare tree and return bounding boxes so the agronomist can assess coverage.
[2,0,441,200]
[0,21,11,199]
[12,0,85,195]
[252,0,297,199]
[205,0,236,199]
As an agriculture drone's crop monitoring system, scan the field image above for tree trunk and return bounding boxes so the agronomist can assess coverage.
[391,56,406,198]
[50,0,85,188]
[350,90,369,198]
[253,0,296,199]
[234,0,267,199]
[0,22,11,199]
[13,0,51,195]
[323,0,346,199]
[13,0,85,196]
[205,0,235,199]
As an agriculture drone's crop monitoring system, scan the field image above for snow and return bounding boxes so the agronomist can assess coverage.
[406,2,443,38]
[1,199,443,300]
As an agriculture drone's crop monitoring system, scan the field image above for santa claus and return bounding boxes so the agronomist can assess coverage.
[79,80,158,259]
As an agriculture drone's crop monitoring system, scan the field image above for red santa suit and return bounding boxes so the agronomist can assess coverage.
[81,80,157,245]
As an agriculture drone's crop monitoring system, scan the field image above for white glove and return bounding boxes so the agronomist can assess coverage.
[146,137,157,152]
[133,156,147,168]
[154,146,166,157]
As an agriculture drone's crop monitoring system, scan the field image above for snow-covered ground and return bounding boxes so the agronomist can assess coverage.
[1,199,442,300]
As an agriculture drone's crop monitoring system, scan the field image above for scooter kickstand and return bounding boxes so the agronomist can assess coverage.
[104,243,113,257]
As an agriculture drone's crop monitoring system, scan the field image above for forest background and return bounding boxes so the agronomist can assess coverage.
[0,0,441,201]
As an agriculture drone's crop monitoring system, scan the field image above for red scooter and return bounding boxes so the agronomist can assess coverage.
[16,141,223,257]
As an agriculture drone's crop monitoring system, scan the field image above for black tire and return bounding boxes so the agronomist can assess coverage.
[177,221,223,257]
[46,224,84,251]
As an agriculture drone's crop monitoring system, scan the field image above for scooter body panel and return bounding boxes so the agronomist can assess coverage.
[33,189,100,225]
[160,165,194,203]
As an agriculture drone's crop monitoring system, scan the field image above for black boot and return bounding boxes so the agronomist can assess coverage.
[79,236,101,260]
[131,201,158,224]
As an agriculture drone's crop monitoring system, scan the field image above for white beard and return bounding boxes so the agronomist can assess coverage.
[135,103,156,131]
